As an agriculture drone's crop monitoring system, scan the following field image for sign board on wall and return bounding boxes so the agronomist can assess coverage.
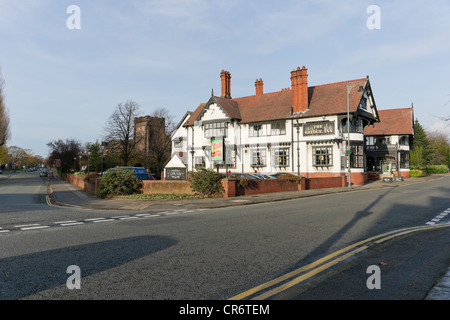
[303,121,335,136]
[165,168,187,180]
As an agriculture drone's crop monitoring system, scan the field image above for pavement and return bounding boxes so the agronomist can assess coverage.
[45,173,450,300]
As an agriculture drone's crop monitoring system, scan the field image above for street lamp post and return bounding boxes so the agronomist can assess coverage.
[87,151,91,176]
[346,82,365,188]
[347,81,351,188]
[294,119,301,178]
[100,141,106,176]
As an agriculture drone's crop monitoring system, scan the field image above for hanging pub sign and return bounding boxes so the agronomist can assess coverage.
[211,138,224,161]
[303,121,335,136]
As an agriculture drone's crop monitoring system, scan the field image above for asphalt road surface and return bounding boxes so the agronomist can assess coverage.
[0,172,449,302]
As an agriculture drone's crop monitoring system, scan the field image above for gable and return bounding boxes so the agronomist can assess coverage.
[355,80,379,123]
[198,102,229,122]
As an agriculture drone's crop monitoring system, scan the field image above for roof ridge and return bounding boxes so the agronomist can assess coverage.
[377,107,413,111]
[230,89,290,101]
[309,77,367,88]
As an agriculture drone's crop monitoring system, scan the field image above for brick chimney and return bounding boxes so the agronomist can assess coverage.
[291,66,308,113]
[220,70,231,99]
[255,78,263,95]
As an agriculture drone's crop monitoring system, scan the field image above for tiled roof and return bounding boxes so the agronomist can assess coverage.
[304,78,368,118]
[185,78,370,126]
[364,107,414,135]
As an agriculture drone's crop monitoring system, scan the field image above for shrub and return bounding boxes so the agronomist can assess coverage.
[425,165,449,174]
[188,168,224,197]
[230,176,255,188]
[410,169,426,177]
[277,173,301,183]
[97,169,143,198]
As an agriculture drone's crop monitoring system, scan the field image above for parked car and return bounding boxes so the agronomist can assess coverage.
[106,167,155,181]
[229,173,258,179]
[252,173,275,179]
[269,173,292,179]
[0,169,2,174]
[134,173,155,180]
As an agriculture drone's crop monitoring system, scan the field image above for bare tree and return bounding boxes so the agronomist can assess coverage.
[47,138,83,173]
[0,67,10,147]
[104,100,142,166]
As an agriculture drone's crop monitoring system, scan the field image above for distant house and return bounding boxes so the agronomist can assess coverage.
[364,107,414,178]
[167,66,383,185]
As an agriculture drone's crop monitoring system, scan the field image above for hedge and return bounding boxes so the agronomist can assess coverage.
[425,165,449,174]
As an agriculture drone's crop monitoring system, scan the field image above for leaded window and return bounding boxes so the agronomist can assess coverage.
[313,146,333,166]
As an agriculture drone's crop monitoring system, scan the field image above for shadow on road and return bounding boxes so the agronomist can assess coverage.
[296,187,396,266]
[0,235,177,299]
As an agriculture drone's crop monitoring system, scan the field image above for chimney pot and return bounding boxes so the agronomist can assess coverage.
[291,66,308,113]
[255,78,264,95]
[220,70,231,98]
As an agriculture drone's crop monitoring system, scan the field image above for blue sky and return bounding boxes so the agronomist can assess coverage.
[1,0,449,157]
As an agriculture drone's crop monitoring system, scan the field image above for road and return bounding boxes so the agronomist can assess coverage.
[0,171,449,302]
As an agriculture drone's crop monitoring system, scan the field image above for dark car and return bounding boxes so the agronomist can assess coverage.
[251,173,275,179]
[229,173,258,179]
[134,173,155,181]
[39,169,47,177]
[107,167,155,181]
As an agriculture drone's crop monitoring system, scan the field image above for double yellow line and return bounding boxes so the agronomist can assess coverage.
[229,223,450,300]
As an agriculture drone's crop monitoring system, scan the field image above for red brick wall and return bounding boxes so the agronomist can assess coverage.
[305,176,346,189]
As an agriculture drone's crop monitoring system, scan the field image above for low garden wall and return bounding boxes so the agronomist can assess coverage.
[60,173,361,198]
[141,180,194,195]
[62,173,100,196]
[305,176,346,189]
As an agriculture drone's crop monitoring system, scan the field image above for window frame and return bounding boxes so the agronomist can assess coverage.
[251,149,267,167]
[350,145,364,168]
[273,148,289,167]
[204,122,227,139]
[312,146,333,167]
[270,122,286,136]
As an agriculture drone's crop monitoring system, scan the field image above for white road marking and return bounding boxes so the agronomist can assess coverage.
[61,222,84,226]
[92,219,115,223]
[14,223,40,228]
[426,208,450,225]
[21,225,50,231]
[2,206,197,234]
